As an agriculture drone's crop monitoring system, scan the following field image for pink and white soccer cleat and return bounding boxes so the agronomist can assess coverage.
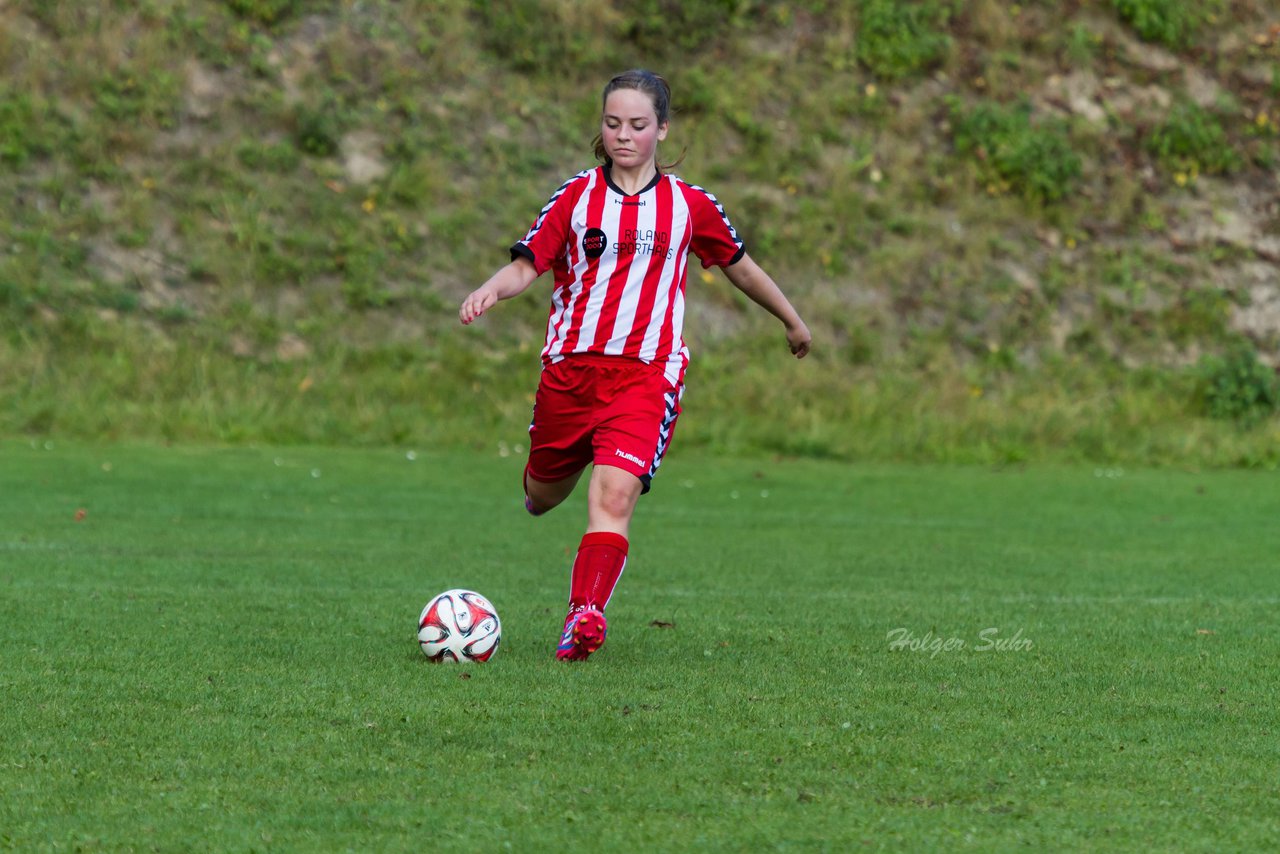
[555,605,607,661]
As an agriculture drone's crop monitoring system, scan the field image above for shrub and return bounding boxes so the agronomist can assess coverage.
[856,0,953,80]
[950,99,1083,203]
[1197,346,1280,425]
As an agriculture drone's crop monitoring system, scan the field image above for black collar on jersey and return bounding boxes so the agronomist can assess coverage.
[603,163,663,198]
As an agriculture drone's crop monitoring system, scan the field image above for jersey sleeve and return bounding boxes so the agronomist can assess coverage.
[684,183,746,269]
[511,172,587,275]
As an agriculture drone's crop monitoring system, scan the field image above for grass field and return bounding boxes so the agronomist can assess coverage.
[3,440,1278,851]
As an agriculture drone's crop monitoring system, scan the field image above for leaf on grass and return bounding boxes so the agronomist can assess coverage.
[649,620,675,629]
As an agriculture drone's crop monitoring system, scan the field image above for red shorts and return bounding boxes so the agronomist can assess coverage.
[526,354,682,494]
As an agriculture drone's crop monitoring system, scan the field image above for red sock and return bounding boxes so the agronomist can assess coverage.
[569,532,629,610]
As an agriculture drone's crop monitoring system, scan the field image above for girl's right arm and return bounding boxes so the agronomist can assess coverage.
[458,257,539,325]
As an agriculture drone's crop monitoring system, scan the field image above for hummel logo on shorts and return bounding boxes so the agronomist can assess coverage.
[614,449,647,467]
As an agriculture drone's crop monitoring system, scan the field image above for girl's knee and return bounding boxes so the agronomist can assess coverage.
[590,474,643,522]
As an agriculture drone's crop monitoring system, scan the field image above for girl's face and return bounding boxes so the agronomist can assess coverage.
[601,88,668,172]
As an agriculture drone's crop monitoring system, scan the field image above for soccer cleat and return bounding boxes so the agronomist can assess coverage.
[555,605,607,661]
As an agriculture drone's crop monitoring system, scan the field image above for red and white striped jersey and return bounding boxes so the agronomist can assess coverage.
[512,166,745,385]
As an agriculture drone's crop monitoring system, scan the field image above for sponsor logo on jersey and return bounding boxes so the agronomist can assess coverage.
[582,227,608,259]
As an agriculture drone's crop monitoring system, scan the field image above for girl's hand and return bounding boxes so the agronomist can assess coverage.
[786,319,812,358]
[459,286,498,325]
[458,258,539,325]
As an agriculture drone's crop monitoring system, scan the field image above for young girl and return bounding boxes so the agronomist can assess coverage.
[459,69,811,661]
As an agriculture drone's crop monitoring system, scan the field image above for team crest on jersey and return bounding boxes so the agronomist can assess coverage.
[582,228,609,259]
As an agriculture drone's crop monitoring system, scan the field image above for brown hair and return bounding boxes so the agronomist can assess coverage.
[591,69,686,171]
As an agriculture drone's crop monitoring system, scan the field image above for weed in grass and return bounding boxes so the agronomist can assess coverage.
[1146,100,1244,178]
[949,98,1083,204]
[293,96,345,158]
[93,68,181,131]
[855,0,954,81]
[227,0,302,27]
[1112,0,1224,49]
[1161,285,1233,345]
[1061,22,1103,69]
[623,0,761,57]
[470,0,620,72]
[0,86,54,166]
[236,138,302,173]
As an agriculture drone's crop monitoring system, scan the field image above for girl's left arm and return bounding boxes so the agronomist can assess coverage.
[722,253,812,358]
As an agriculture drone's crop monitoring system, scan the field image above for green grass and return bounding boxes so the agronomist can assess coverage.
[3,441,1279,850]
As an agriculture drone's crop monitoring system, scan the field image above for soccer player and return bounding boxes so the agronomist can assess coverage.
[459,69,811,660]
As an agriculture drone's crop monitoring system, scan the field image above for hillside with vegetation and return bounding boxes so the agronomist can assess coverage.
[2,0,1278,465]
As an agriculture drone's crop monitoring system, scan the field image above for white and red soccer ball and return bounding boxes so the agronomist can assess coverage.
[417,589,502,663]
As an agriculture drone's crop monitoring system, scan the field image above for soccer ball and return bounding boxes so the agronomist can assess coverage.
[417,589,502,663]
